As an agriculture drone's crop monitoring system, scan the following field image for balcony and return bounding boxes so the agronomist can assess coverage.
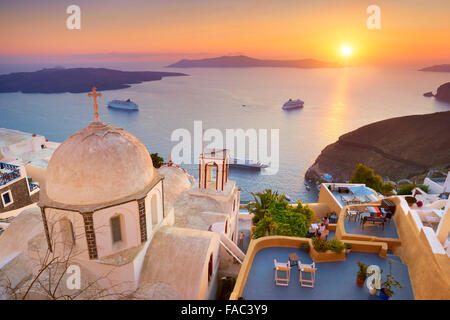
[0,162,21,187]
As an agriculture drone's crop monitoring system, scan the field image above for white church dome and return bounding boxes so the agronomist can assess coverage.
[45,121,155,206]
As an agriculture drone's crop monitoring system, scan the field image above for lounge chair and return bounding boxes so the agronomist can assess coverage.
[274,259,291,286]
[298,261,316,288]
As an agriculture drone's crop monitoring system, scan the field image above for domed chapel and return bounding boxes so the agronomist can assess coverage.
[34,87,242,299]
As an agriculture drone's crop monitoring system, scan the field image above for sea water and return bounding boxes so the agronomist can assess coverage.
[0,63,449,203]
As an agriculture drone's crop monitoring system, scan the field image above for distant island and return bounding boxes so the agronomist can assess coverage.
[0,67,188,94]
[305,111,450,185]
[423,82,450,103]
[167,55,340,68]
[419,64,450,72]
[435,82,450,102]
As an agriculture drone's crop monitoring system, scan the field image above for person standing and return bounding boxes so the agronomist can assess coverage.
[239,232,245,248]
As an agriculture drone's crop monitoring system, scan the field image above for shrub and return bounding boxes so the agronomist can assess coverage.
[301,243,310,252]
[397,183,430,195]
[312,237,328,252]
[350,164,394,195]
[311,237,346,253]
[251,190,313,239]
[150,153,164,168]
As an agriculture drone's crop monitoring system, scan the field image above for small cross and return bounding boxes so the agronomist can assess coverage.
[88,87,102,122]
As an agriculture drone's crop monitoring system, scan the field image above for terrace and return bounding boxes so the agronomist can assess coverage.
[0,162,21,187]
[239,246,414,300]
[343,205,399,239]
[329,184,381,208]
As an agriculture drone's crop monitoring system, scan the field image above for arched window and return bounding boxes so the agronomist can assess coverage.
[208,254,213,282]
[151,194,158,225]
[205,162,218,190]
[110,215,122,243]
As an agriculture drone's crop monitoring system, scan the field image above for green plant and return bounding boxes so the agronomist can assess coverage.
[301,243,310,252]
[350,164,394,195]
[251,190,313,239]
[381,261,402,297]
[357,261,369,280]
[312,237,328,252]
[150,153,164,168]
[344,243,352,250]
[397,184,429,195]
[248,189,281,224]
[327,238,346,253]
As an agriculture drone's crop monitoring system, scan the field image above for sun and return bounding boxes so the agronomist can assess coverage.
[340,45,353,57]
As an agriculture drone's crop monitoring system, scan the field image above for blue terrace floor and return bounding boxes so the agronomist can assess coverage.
[241,247,414,300]
[344,216,399,238]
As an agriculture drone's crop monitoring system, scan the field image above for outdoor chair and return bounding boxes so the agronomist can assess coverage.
[274,259,291,286]
[298,261,316,288]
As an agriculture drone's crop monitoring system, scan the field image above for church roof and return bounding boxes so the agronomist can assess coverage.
[39,121,161,211]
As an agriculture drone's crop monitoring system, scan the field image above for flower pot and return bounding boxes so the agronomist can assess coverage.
[379,288,390,300]
[356,276,365,287]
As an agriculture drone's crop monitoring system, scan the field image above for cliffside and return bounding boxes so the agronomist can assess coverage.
[305,111,450,184]
[435,82,450,103]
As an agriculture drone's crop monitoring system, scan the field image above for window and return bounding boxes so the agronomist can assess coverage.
[208,254,213,282]
[1,190,13,207]
[110,216,122,243]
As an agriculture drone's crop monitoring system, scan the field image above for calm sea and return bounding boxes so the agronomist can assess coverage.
[0,63,449,203]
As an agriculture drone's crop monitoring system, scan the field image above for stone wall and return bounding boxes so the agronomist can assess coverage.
[0,177,38,213]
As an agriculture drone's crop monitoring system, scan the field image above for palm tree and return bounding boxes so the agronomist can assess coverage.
[247,189,283,224]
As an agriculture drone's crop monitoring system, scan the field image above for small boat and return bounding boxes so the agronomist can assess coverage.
[229,157,269,170]
[108,99,138,110]
[282,98,304,110]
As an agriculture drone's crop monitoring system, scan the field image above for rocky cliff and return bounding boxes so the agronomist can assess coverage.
[305,111,450,184]
[435,82,450,103]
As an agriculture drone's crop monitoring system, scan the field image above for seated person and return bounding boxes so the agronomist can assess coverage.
[318,223,329,240]
[317,223,326,236]
[323,216,329,226]
[306,225,316,238]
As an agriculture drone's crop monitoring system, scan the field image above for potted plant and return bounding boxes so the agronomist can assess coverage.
[356,261,368,287]
[345,243,352,254]
[379,261,402,300]
[300,243,310,253]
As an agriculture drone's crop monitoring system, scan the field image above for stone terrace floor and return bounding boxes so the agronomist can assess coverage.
[241,247,414,300]
[344,216,399,238]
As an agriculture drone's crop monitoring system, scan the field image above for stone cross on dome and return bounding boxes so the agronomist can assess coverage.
[88,87,102,122]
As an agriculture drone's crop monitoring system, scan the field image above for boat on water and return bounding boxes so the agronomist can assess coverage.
[282,98,304,110]
[107,99,139,110]
[229,157,269,170]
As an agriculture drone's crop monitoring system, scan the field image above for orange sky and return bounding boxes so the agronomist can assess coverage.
[1,0,449,65]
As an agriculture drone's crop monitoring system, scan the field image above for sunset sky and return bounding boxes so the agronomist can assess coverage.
[1,0,449,66]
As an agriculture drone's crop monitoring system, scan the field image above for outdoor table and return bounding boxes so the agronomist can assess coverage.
[288,253,299,267]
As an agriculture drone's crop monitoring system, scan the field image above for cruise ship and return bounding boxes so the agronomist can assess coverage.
[282,98,304,110]
[229,157,269,170]
[107,99,139,110]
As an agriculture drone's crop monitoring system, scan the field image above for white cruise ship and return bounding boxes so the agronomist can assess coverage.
[282,99,304,110]
[107,99,139,110]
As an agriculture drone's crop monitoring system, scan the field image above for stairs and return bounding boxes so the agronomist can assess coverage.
[219,233,245,264]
